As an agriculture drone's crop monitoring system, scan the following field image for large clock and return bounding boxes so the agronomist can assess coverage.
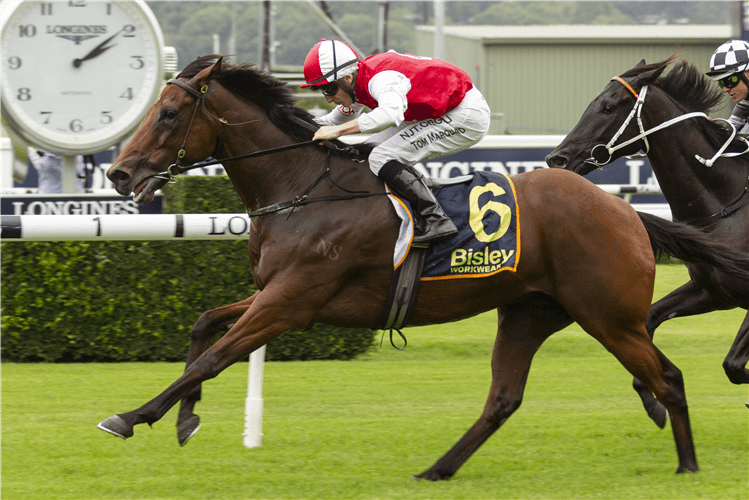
[1,0,166,156]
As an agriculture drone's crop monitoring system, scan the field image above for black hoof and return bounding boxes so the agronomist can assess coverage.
[745,401,749,409]
[676,464,699,474]
[97,415,134,439]
[649,402,668,429]
[413,469,452,481]
[177,415,201,447]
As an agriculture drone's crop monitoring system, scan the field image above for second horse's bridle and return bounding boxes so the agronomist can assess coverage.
[586,76,749,169]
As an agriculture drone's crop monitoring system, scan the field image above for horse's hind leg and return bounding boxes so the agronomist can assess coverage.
[177,293,258,445]
[588,321,698,473]
[634,281,727,428]
[416,297,572,481]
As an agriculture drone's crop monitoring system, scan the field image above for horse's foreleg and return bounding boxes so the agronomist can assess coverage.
[98,289,312,441]
[723,311,749,387]
[415,299,570,481]
[634,281,724,428]
[177,293,259,445]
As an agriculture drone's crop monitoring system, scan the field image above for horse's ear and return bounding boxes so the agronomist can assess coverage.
[635,62,670,86]
[194,56,224,86]
[633,54,676,86]
[635,59,646,67]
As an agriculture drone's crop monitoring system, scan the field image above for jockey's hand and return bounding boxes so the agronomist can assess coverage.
[312,125,342,142]
[312,120,360,143]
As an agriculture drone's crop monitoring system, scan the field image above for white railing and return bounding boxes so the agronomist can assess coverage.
[0,213,250,241]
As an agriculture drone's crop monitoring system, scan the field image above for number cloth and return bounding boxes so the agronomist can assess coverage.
[399,171,521,280]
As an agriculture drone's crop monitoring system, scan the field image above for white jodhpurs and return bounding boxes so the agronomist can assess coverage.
[365,86,491,176]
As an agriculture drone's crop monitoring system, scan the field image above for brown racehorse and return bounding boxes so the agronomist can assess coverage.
[546,57,749,425]
[99,55,747,478]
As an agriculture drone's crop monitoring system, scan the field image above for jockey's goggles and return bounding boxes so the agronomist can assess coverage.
[318,81,339,97]
[717,74,742,89]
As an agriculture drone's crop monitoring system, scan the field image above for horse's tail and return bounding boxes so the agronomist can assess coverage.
[637,211,749,280]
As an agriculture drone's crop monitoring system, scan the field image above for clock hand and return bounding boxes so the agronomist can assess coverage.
[73,30,122,68]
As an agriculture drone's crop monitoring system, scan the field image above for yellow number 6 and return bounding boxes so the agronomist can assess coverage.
[469,183,511,243]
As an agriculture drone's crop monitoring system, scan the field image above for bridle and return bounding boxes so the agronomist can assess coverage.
[586,76,749,168]
[151,78,382,219]
[594,75,749,226]
[152,78,318,183]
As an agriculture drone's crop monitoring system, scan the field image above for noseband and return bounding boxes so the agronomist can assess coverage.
[587,76,749,168]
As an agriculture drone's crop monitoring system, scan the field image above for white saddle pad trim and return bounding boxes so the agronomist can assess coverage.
[384,182,413,269]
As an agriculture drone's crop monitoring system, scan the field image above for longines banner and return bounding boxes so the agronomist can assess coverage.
[2,194,163,216]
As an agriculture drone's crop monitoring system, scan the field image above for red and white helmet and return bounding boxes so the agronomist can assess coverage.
[301,39,360,88]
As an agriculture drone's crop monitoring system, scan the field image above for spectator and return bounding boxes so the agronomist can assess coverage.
[27,148,87,193]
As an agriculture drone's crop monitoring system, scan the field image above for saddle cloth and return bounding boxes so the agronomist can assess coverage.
[387,171,520,280]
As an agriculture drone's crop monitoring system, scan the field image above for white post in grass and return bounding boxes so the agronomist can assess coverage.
[243,345,267,448]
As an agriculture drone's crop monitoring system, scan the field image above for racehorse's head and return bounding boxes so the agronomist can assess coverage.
[546,57,673,175]
[108,56,226,203]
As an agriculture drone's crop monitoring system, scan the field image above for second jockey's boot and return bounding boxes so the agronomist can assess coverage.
[377,160,458,244]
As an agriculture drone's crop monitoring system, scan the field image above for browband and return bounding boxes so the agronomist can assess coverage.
[611,76,639,99]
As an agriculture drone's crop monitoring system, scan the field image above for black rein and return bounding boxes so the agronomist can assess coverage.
[154,78,385,220]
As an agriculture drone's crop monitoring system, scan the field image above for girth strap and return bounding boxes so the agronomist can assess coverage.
[377,246,428,337]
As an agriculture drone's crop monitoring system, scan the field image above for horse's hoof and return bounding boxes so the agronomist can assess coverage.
[177,415,201,447]
[745,401,748,409]
[413,469,452,482]
[97,415,134,439]
[676,463,699,474]
[650,403,668,429]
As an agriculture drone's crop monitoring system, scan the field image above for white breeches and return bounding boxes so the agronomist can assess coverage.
[365,86,491,176]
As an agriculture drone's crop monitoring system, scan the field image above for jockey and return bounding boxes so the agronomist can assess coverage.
[302,39,491,244]
[707,39,749,133]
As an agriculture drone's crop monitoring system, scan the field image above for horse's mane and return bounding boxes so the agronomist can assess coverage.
[621,56,744,152]
[177,55,373,158]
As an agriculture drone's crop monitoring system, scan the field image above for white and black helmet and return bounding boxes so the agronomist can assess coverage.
[707,39,749,80]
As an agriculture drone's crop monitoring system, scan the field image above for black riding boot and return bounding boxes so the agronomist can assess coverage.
[378,160,458,244]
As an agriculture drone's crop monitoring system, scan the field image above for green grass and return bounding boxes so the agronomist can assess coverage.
[2,264,747,499]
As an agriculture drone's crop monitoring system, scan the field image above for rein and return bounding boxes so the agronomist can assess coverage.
[598,76,749,226]
[587,77,749,168]
[153,78,386,219]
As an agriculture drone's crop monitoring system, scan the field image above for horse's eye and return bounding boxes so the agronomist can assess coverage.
[162,109,178,121]
[602,104,614,114]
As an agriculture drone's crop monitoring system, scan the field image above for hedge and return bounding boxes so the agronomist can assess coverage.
[1,176,377,362]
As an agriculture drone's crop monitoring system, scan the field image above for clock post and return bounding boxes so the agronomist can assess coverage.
[61,155,78,193]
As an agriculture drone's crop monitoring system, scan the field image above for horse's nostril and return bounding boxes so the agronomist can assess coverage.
[108,167,131,185]
[545,154,567,169]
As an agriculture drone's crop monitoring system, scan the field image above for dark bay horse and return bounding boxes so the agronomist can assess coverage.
[100,55,747,478]
[546,57,749,425]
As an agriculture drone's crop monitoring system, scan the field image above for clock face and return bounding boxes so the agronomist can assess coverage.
[1,0,164,155]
